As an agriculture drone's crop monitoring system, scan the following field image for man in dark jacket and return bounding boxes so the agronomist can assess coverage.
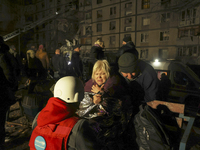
[118,52,160,112]
[69,44,83,79]
[113,36,139,74]
[0,36,18,150]
[8,45,23,80]
[90,39,104,62]
[117,36,138,59]
[26,47,44,79]
[50,48,64,80]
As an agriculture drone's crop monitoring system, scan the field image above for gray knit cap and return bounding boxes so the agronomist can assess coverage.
[118,53,137,73]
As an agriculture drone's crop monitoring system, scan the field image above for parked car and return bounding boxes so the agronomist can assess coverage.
[149,60,200,107]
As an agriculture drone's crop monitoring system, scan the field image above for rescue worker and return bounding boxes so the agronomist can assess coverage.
[29,76,101,150]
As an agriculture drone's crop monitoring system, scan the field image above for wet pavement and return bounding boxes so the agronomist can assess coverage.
[4,101,200,150]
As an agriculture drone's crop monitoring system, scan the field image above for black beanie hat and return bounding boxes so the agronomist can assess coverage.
[118,53,137,73]
[123,36,132,43]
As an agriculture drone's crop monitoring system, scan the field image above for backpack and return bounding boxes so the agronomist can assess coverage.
[134,105,173,150]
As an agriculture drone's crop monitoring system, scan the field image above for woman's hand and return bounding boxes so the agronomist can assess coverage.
[91,84,104,94]
[93,94,102,104]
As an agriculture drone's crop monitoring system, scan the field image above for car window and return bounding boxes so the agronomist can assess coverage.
[174,71,188,85]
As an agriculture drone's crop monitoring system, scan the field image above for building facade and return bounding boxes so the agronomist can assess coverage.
[79,0,200,65]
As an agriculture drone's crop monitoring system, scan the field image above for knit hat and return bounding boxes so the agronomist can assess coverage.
[123,36,132,43]
[39,44,44,49]
[118,53,137,73]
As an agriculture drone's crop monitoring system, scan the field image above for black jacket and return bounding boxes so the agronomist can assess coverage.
[127,60,160,104]
[117,41,138,59]
[50,54,64,73]
[87,45,104,78]
[90,45,104,63]
[71,51,83,78]
[113,42,139,74]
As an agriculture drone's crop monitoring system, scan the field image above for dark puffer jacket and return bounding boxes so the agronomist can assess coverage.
[90,45,104,63]
[112,41,139,74]
[50,54,64,73]
[71,51,83,78]
[127,59,160,103]
[87,45,104,78]
[117,41,138,59]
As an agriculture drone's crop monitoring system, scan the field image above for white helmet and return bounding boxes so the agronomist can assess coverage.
[54,76,84,103]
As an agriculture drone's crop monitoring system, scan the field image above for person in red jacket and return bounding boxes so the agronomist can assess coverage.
[29,76,102,150]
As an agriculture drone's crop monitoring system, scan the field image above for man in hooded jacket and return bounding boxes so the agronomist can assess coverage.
[29,76,101,150]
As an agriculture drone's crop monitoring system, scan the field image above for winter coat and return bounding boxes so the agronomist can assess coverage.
[50,54,64,73]
[112,41,139,74]
[29,97,101,150]
[117,41,138,59]
[77,74,129,118]
[90,45,104,63]
[62,51,83,78]
[35,50,50,70]
[71,51,83,78]
[0,43,17,108]
[87,45,105,78]
[7,52,21,79]
[126,59,160,103]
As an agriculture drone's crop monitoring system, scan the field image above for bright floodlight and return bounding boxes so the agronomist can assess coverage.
[153,59,160,67]
[155,59,159,62]
[56,12,59,15]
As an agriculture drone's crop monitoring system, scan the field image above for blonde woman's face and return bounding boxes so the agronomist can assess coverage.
[94,69,107,85]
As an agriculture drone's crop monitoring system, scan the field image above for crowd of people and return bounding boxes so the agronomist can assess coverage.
[0,35,181,150]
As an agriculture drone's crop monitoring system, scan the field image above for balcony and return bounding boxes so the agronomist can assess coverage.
[179,17,200,27]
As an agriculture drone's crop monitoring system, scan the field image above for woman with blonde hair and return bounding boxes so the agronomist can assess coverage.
[77,59,131,119]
